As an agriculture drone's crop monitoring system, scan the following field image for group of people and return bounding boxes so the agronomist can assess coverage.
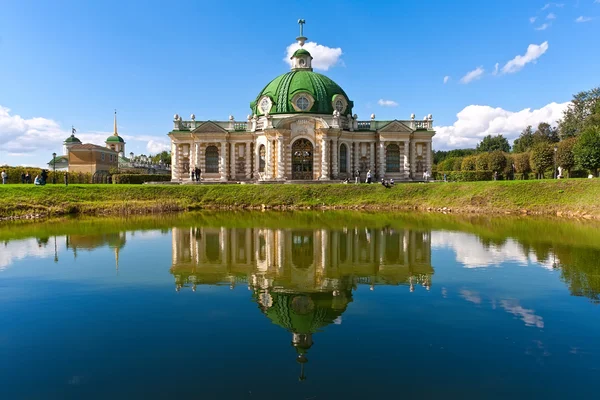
[190,167,201,182]
[341,169,395,187]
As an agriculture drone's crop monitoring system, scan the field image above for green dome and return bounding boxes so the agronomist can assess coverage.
[106,134,125,143]
[251,70,353,116]
[293,48,312,58]
[64,135,81,144]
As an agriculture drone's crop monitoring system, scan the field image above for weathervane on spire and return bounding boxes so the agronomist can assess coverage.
[296,19,307,47]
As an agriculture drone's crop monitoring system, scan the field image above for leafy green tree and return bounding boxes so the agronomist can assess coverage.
[452,158,463,171]
[556,138,577,177]
[573,126,600,176]
[513,152,531,175]
[475,153,489,170]
[488,150,507,173]
[512,126,534,153]
[461,155,477,171]
[529,143,554,179]
[476,134,511,153]
[151,151,172,165]
[433,149,476,164]
[558,87,600,138]
[533,122,560,145]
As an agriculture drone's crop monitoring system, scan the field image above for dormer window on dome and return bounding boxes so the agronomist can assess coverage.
[332,94,347,114]
[259,96,272,114]
[291,93,314,112]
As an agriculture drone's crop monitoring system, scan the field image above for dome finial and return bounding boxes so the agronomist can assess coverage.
[297,19,307,47]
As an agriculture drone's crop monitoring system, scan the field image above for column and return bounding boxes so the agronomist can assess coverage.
[199,145,204,180]
[320,138,330,180]
[171,142,179,181]
[411,141,417,179]
[369,142,375,174]
[276,138,285,180]
[332,138,338,179]
[379,141,386,180]
[426,141,432,175]
[354,142,361,173]
[230,143,237,179]
[219,142,227,181]
[245,142,252,180]
[403,140,410,180]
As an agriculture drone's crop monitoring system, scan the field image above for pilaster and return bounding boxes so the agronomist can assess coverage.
[245,142,252,180]
[332,138,339,179]
[219,142,227,182]
[320,138,330,180]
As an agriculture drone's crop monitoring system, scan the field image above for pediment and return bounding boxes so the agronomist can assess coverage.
[192,121,228,134]
[378,120,412,133]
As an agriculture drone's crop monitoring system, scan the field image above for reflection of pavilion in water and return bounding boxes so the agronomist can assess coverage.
[66,232,126,271]
[170,226,432,380]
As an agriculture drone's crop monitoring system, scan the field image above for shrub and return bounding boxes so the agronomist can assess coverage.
[475,153,490,171]
[112,174,171,184]
[513,152,531,174]
[530,143,554,179]
[573,126,600,177]
[461,156,477,171]
[557,137,577,176]
[488,150,507,173]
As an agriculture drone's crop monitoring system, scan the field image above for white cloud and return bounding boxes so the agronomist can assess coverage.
[547,12,556,20]
[459,66,485,84]
[529,16,537,23]
[284,42,343,71]
[575,16,592,22]
[541,3,551,10]
[443,76,450,84]
[501,41,549,74]
[535,23,551,30]
[377,99,398,107]
[433,101,569,150]
[542,2,564,10]
[492,63,499,75]
[147,139,170,154]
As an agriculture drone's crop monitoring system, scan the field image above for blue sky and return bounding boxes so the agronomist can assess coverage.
[0,0,599,167]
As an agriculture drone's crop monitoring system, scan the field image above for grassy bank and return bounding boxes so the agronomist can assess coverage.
[1,180,599,219]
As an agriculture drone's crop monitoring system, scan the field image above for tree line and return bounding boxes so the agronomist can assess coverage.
[435,86,600,179]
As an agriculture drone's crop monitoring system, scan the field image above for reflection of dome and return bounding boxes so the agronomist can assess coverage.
[251,71,353,116]
[258,291,351,335]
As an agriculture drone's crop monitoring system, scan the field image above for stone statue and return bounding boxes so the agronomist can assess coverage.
[557,166,563,178]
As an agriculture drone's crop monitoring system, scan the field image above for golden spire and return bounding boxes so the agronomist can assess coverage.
[113,109,118,136]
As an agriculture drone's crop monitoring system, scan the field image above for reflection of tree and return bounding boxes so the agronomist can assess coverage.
[554,245,600,303]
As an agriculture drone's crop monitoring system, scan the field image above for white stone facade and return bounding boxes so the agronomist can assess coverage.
[168,113,435,182]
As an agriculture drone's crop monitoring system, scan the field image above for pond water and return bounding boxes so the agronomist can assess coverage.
[1,212,599,399]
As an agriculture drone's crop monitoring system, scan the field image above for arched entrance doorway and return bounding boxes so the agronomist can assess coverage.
[292,139,313,180]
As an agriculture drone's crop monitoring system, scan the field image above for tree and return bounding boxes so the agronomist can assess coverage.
[556,137,577,176]
[573,126,600,176]
[488,150,507,173]
[558,87,600,139]
[461,155,477,171]
[513,152,531,175]
[151,151,172,165]
[434,149,476,164]
[512,126,534,153]
[475,153,489,170]
[533,122,560,145]
[529,143,554,179]
[476,134,511,153]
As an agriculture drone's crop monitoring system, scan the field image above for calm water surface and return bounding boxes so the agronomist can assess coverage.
[1,212,599,399]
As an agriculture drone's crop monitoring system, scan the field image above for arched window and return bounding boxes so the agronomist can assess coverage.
[339,143,348,173]
[205,146,219,173]
[386,144,400,172]
[259,145,266,172]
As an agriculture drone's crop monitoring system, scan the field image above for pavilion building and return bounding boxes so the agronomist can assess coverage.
[168,21,435,183]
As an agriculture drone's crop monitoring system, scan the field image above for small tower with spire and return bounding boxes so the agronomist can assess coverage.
[63,126,82,155]
[106,109,126,156]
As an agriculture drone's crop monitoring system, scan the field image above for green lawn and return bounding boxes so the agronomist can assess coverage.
[1,180,599,218]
